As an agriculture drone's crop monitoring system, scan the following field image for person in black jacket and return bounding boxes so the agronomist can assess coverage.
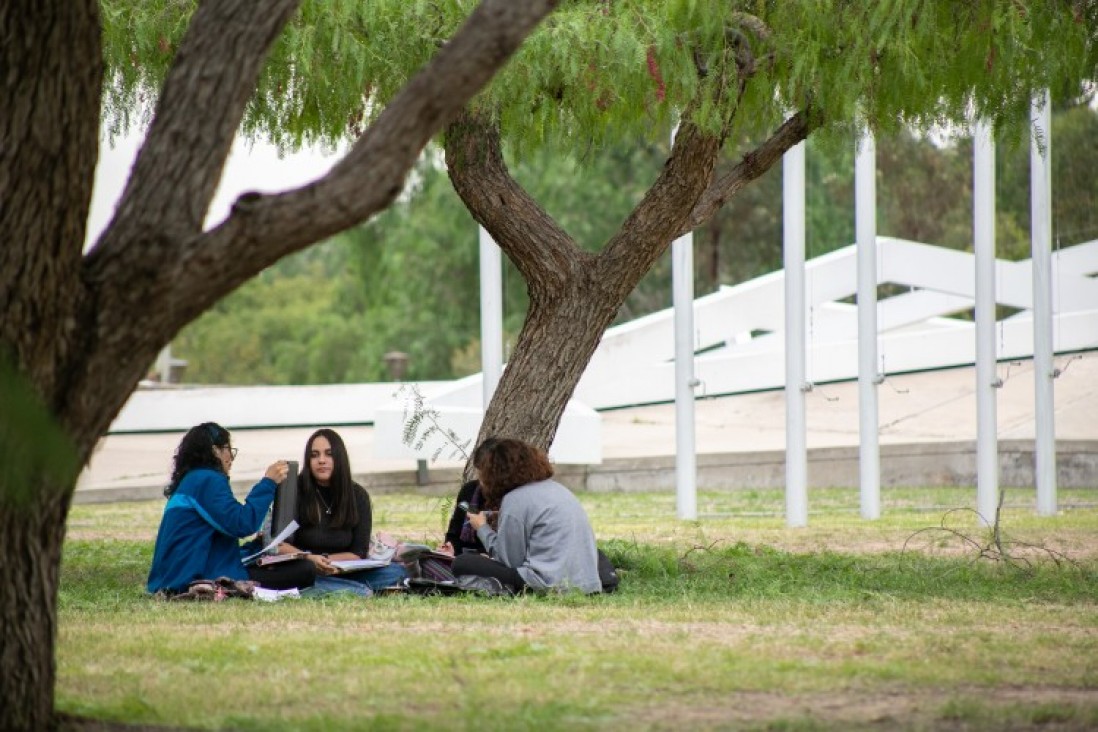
[276,428,406,593]
[439,479,488,556]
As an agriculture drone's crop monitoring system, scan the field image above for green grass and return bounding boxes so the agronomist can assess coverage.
[58,487,1098,731]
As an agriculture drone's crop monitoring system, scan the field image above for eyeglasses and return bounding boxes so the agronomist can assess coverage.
[220,446,239,459]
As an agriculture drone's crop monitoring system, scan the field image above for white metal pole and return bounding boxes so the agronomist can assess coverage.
[974,120,1000,527]
[670,121,698,521]
[673,230,698,521]
[479,226,504,408]
[1030,90,1057,516]
[783,140,808,528]
[855,131,881,520]
[155,345,172,384]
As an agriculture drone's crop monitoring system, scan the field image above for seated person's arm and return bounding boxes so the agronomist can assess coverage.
[468,511,502,558]
[277,541,302,555]
[199,473,276,538]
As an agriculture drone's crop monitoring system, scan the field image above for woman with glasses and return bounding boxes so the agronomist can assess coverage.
[147,421,313,595]
[274,428,407,595]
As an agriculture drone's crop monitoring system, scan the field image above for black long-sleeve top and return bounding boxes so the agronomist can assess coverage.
[445,480,486,554]
[292,483,372,558]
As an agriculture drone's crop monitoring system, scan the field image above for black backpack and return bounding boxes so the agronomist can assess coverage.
[597,549,620,593]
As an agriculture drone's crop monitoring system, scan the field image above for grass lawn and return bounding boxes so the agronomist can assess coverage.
[58,486,1098,731]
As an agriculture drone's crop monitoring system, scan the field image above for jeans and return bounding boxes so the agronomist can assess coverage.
[336,562,408,590]
[304,562,409,597]
[305,575,374,598]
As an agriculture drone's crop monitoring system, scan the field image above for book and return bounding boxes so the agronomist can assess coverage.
[255,551,307,567]
[330,557,392,573]
[270,463,299,539]
[242,520,300,565]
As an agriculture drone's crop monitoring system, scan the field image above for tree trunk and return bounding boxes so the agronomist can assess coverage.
[1,2,101,726]
[447,113,726,451]
[0,490,69,730]
[481,265,619,446]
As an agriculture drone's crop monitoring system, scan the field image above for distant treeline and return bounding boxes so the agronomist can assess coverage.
[173,104,1098,386]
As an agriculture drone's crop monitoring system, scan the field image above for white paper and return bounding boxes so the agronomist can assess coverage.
[331,557,391,572]
[242,520,300,565]
[253,587,301,602]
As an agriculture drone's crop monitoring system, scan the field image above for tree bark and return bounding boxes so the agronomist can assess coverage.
[0,484,69,731]
[1,1,558,728]
[0,3,102,727]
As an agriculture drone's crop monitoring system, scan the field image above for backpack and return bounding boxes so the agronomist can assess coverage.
[597,549,620,593]
[404,574,513,598]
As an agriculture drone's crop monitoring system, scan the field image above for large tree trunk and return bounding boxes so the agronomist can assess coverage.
[0,2,102,727]
[0,484,70,731]
[1,2,558,727]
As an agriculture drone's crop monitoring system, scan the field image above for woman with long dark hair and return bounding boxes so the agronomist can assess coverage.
[147,422,311,594]
[451,437,602,594]
[276,428,407,593]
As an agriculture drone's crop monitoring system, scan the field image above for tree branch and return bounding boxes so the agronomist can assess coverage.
[444,110,584,297]
[168,0,561,314]
[95,1,302,248]
[677,109,821,236]
[596,119,722,301]
[595,43,746,301]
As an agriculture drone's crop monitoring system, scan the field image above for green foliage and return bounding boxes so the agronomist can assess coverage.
[0,357,79,509]
[114,0,1095,385]
[172,240,388,384]
[101,1,1098,153]
[996,102,1098,250]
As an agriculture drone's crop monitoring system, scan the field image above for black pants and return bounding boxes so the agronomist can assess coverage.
[246,558,315,590]
[451,553,526,593]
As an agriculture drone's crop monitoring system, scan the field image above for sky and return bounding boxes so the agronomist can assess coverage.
[86,127,344,248]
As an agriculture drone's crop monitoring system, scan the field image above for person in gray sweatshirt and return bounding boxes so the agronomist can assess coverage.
[451,438,602,594]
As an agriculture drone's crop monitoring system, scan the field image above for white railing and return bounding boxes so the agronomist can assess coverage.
[111,239,1098,466]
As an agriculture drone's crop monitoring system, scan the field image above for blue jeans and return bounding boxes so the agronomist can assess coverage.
[344,562,408,590]
[301,562,409,598]
[306,575,374,598]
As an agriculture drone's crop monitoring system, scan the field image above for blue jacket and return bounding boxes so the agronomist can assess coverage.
[147,468,276,594]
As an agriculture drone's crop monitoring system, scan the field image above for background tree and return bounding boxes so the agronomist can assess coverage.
[0,1,557,727]
[171,98,1097,387]
[436,1,1097,448]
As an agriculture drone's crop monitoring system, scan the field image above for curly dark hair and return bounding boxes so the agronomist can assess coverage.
[473,437,553,507]
[299,428,359,529]
[166,422,231,496]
